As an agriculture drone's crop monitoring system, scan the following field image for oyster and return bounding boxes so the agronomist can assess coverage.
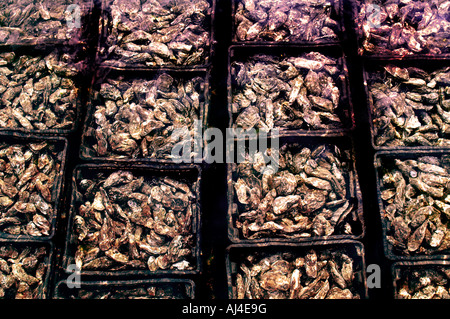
[72,170,198,272]
[0,244,49,299]
[57,281,193,299]
[368,64,450,147]
[82,72,205,160]
[233,248,361,299]
[0,0,92,45]
[230,52,348,132]
[100,0,212,68]
[0,140,63,237]
[356,0,450,56]
[234,0,340,43]
[395,265,450,299]
[0,48,83,132]
[232,143,362,240]
[379,154,450,256]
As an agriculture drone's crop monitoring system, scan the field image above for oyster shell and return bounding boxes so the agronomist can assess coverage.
[234,248,361,299]
[73,170,198,272]
[379,154,450,256]
[0,140,63,237]
[230,52,347,132]
[0,244,49,299]
[232,143,361,240]
[100,0,212,67]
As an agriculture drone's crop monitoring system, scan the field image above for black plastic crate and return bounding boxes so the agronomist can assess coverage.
[351,0,450,59]
[231,0,345,45]
[0,0,95,47]
[0,44,91,136]
[391,260,450,299]
[96,0,216,70]
[0,132,68,241]
[374,149,450,261]
[363,58,450,151]
[61,163,202,277]
[227,134,365,243]
[225,240,368,299]
[0,241,54,299]
[52,278,195,299]
[79,67,210,164]
[228,44,355,137]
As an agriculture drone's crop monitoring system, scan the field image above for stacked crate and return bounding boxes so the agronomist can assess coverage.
[50,0,215,299]
[0,0,96,299]
[224,0,369,299]
[352,0,450,299]
[8,0,450,301]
